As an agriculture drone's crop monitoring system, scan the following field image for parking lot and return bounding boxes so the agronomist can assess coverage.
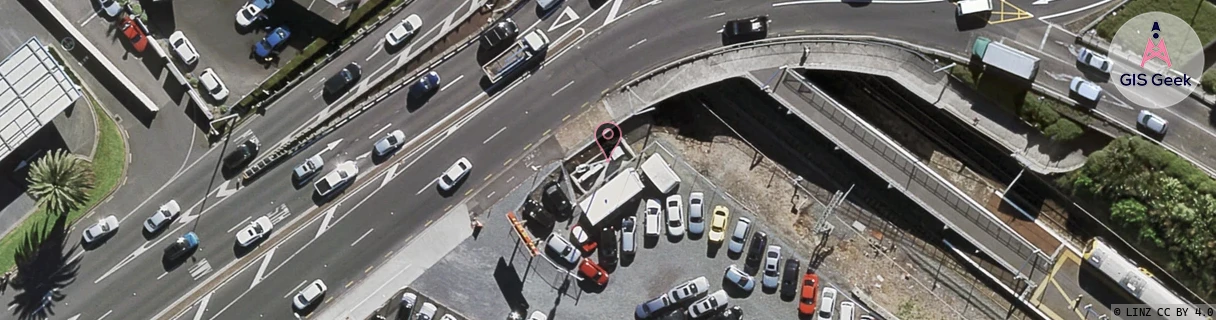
[409,137,883,320]
[50,0,347,110]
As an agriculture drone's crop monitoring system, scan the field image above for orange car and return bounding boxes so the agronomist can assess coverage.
[798,271,820,316]
[577,258,609,286]
[119,17,148,53]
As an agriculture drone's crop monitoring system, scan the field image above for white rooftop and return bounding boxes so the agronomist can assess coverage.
[0,37,82,161]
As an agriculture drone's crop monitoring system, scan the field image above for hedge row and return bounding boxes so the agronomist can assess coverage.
[949,65,1083,142]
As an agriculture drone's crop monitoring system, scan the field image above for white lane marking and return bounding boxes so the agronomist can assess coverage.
[483,127,508,144]
[250,247,276,289]
[368,123,393,139]
[97,310,113,320]
[605,0,624,25]
[309,79,325,93]
[356,152,371,160]
[68,250,84,263]
[192,292,212,320]
[551,81,575,97]
[705,12,725,19]
[1038,0,1114,20]
[773,0,938,6]
[439,75,464,92]
[366,43,384,61]
[381,163,401,188]
[213,180,240,198]
[345,264,412,314]
[285,280,309,299]
[227,216,253,233]
[157,272,169,280]
[96,241,153,283]
[549,6,582,32]
[350,228,375,247]
[1039,24,1051,50]
[416,178,438,195]
[627,38,648,50]
[118,133,229,224]
[316,206,337,239]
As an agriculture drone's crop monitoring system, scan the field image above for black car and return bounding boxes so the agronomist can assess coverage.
[324,62,362,95]
[542,182,572,218]
[743,231,768,275]
[780,257,801,297]
[164,232,199,261]
[523,198,554,227]
[723,16,769,41]
[223,136,260,170]
[480,18,519,50]
[598,226,618,267]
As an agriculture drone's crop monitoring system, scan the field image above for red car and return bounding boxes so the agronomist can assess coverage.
[577,258,609,286]
[119,17,148,53]
[798,271,820,316]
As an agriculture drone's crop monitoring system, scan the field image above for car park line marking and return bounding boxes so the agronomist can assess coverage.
[192,292,212,320]
[250,247,276,289]
[628,39,648,50]
[316,206,337,239]
[351,228,375,247]
[551,81,575,97]
[483,127,508,144]
[368,123,393,139]
[97,310,113,320]
[77,12,98,27]
[285,280,309,298]
[440,75,463,92]
[549,6,582,33]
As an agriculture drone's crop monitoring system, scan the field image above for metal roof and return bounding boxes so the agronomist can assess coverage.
[0,37,82,160]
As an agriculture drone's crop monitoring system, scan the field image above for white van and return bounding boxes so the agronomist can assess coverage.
[957,0,992,17]
[839,301,857,320]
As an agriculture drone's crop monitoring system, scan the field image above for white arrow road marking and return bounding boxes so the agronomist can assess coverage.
[251,247,276,289]
[321,138,343,154]
[192,292,213,320]
[315,206,337,239]
[214,180,240,198]
[549,6,581,32]
[66,314,80,320]
[381,163,401,188]
[269,203,292,223]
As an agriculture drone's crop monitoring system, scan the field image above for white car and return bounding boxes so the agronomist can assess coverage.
[726,217,752,254]
[385,14,422,47]
[527,311,547,320]
[437,157,472,191]
[440,315,456,320]
[644,199,661,237]
[1076,48,1112,74]
[314,161,359,197]
[840,301,857,320]
[168,31,199,65]
[198,68,230,101]
[236,0,274,27]
[762,245,782,290]
[144,200,181,233]
[83,215,119,243]
[668,276,710,303]
[621,216,637,255]
[635,294,672,318]
[292,279,326,310]
[400,292,417,311]
[1137,110,1169,136]
[817,287,838,320]
[292,155,324,181]
[373,129,406,157]
[723,264,755,292]
[1069,76,1102,104]
[544,232,580,266]
[537,0,561,11]
[687,192,704,235]
[665,195,684,237]
[416,302,437,320]
[687,290,729,318]
[97,0,121,17]
[236,216,273,246]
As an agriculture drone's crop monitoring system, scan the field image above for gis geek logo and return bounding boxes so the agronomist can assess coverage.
[1119,22,1191,87]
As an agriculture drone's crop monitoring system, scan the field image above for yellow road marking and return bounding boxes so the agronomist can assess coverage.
[562,114,571,122]
[503,158,513,166]
[522,143,533,151]
[989,0,1033,24]
[542,129,551,137]
[345,281,354,288]
[365,265,374,273]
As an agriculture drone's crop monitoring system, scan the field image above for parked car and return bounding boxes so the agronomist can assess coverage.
[168,31,199,65]
[1069,76,1102,104]
[544,232,580,266]
[687,192,705,235]
[254,26,290,59]
[400,292,417,312]
[577,258,609,286]
[83,215,119,243]
[840,301,857,320]
[292,155,324,182]
[373,129,406,157]
[707,205,729,243]
[668,276,710,303]
[799,271,821,316]
[119,17,148,53]
[723,264,755,292]
[665,195,684,237]
[726,217,752,254]
[97,0,121,17]
[598,226,618,267]
[1076,47,1113,74]
[198,68,230,101]
[480,18,519,50]
[314,161,359,197]
[236,0,274,27]
[144,200,181,233]
[621,217,637,255]
[635,294,672,318]
[569,225,598,253]
[324,62,362,95]
[437,157,472,191]
[543,182,572,218]
[761,245,782,290]
[416,302,437,320]
[687,290,730,318]
[644,199,661,237]
[817,287,838,320]
[527,311,547,320]
[236,215,273,246]
[537,0,561,11]
[385,14,422,47]
[164,232,200,260]
[411,71,442,98]
[1137,110,1169,136]
[223,135,260,170]
[743,230,768,275]
[723,15,769,42]
[780,257,801,297]
[292,279,326,309]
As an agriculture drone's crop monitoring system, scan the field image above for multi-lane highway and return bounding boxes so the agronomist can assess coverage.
[34,0,1216,319]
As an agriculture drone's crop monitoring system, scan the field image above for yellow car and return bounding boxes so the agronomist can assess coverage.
[707,206,730,243]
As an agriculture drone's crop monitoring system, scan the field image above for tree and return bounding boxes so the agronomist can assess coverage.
[27,150,94,216]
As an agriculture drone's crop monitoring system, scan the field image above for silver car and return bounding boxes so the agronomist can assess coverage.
[144,200,181,233]
[621,216,637,255]
[687,290,729,318]
[1137,110,1168,136]
[292,279,327,310]
[83,215,119,243]
[665,195,684,237]
[635,294,672,318]
[668,276,710,303]
[723,264,755,292]
[292,155,324,181]
[373,129,406,157]
[687,192,705,235]
[761,245,782,290]
[416,302,437,320]
[726,217,752,254]
[437,157,472,191]
[1076,48,1112,74]
[544,233,580,266]
[1069,76,1102,104]
[385,14,422,47]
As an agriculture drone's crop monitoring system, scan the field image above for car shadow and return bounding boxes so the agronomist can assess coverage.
[160,251,195,272]
[292,294,324,315]
[1076,64,1111,82]
[687,230,704,241]
[576,279,606,293]
[311,189,344,205]
[642,235,659,249]
[706,241,722,259]
[406,90,436,112]
[371,151,393,165]
[233,239,262,258]
[79,234,113,251]
[720,279,754,299]
[724,244,740,260]
[292,176,314,190]
[666,233,683,244]
[845,0,872,7]
[436,179,467,198]
[955,14,989,31]
[619,253,635,267]
[142,225,169,241]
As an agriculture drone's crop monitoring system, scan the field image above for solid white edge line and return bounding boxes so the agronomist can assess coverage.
[1038,0,1113,20]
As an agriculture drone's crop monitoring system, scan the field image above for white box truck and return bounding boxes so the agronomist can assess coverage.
[579,168,645,227]
[640,153,680,194]
[956,0,992,18]
[482,29,550,83]
[972,36,1040,82]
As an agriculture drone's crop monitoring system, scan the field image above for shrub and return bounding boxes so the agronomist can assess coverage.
[1202,68,1216,94]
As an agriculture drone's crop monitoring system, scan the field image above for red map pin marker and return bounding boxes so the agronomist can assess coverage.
[594,122,623,163]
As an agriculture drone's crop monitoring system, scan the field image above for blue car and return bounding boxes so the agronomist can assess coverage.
[164,231,200,260]
[254,26,290,59]
[410,71,441,98]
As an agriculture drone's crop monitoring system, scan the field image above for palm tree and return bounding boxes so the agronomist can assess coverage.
[27,150,94,216]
